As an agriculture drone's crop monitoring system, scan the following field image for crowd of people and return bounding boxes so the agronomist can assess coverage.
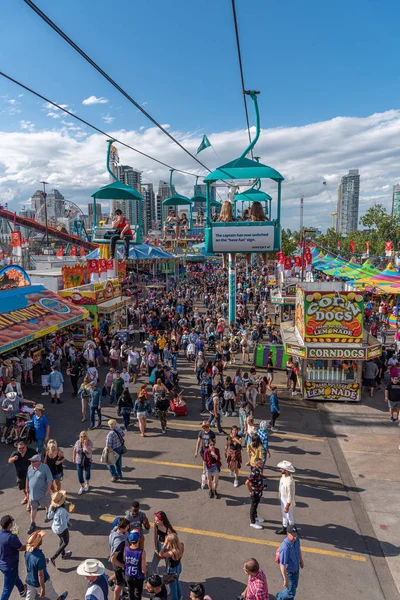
[6,252,394,600]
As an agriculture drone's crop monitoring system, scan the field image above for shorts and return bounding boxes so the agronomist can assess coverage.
[17,477,27,490]
[388,400,400,410]
[137,411,147,419]
[50,385,63,395]
[364,378,376,388]
[206,464,220,475]
[31,495,51,510]
[53,473,63,481]
[5,417,14,427]
[114,567,125,586]
[41,375,49,388]
[266,373,273,381]
[129,364,138,374]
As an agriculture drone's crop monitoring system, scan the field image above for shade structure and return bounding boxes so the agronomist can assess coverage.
[162,194,192,206]
[190,194,222,209]
[234,188,272,203]
[204,156,283,183]
[86,243,174,261]
[91,180,142,200]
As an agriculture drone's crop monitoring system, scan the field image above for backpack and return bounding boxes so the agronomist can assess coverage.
[155,394,169,412]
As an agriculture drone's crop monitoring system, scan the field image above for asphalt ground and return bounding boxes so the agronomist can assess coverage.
[1,347,399,600]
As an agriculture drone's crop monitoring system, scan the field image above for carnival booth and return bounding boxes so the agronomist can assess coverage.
[280,282,381,402]
[271,280,297,318]
[59,278,130,335]
[0,265,88,359]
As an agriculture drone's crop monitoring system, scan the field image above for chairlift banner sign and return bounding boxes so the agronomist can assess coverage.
[211,225,275,253]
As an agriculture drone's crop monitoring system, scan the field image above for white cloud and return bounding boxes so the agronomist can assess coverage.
[1,110,400,230]
[20,120,35,132]
[8,99,16,105]
[102,115,114,124]
[82,95,108,105]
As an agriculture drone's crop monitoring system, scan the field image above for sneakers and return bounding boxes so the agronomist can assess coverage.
[62,551,72,560]
[1,437,5,443]
[209,489,214,498]
[41,391,48,396]
[162,429,166,434]
[234,479,239,487]
[250,523,262,530]
[27,522,36,535]
[232,411,237,417]
[292,391,298,396]
[59,593,68,600]
[390,417,395,422]
[19,586,27,597]
[78,487,84,495]
[50,557,56,568]
[229,470,234,477]
[83,484,89,492]
[256,516,265,523]
[214,491,220,499]
[275,526,287,535]
[224,412,229,417]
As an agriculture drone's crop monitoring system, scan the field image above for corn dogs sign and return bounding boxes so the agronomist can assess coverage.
[302,291,364,343]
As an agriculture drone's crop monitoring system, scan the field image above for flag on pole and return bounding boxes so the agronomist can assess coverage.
[196,135,211,155]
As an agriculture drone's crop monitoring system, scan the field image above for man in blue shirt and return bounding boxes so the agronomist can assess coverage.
[26,455,53,535]
[89,382,102,430]
[31,405,50,454]
[0,515,26,600]
[24,530,67,600]
[268,387,280,431]
[48,366,64,405]
[277,525,304,599]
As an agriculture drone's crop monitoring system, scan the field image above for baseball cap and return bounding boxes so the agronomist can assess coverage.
[287,525,299,536]
[129,530,141,543]
[29,454,41,462]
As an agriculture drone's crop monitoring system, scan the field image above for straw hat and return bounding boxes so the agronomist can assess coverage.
[77,559,105,577]
[26,530,46,552]
[34,404,45,411]
[277,460,295,473]
[51,490,67,507]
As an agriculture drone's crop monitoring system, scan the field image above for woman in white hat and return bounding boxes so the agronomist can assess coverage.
[46,490,72,566]
[276,460,296,535]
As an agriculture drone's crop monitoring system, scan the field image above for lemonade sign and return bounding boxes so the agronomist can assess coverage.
[304,291,363,343]
[304,381,360,402]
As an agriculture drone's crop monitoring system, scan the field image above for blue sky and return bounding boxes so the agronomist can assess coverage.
[1,0,400,229]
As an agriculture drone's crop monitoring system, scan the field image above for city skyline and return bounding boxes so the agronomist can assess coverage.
[337,170,360,235]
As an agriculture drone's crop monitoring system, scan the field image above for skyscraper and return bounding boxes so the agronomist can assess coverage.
[156,180,171,227]
[30,188,65,225]
[141,183,155,234]
[194,183,216,201]
[111,165,142,226]
[392,184,400,218]
[337,169,360,235]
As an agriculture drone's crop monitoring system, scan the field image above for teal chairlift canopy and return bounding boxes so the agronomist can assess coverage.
[162,170,193,228]
[204,91,283,254]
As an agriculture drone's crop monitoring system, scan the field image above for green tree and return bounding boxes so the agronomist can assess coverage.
[281,228,299,255]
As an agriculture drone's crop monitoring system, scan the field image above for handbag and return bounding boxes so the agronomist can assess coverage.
[115,429,127,455]
[80,444,91,469]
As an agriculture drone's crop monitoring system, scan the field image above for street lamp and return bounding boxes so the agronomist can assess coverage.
[40,181,49,247]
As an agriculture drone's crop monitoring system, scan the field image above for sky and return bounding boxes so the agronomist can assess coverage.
[1,0,400,230]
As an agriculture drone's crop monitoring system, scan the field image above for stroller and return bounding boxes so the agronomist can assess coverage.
[5,412,35,446]
[186,342,196,362]
[207,333,216,350]
[169,391,187,417]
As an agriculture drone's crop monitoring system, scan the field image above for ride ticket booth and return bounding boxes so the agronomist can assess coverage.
[280,282,382,402]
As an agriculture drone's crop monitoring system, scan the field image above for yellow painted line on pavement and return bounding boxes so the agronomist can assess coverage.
[99,515,364,562]
[166,421,325,443]
[130,458,345,489]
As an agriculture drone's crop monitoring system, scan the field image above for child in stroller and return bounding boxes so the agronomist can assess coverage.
[186,342,196,362]
[169,390,187,417]
[207,332,216,350]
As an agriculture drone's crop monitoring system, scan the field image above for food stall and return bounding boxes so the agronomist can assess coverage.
[0,264,88,359]
[59,278,131,335]
[270,280,297,318]
[280,282,381,402]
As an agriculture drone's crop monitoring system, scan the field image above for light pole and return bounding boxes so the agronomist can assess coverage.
[40,181,49,247]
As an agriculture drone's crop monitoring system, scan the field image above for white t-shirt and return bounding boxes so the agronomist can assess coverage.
[127,350,139,365]
[121,372,130,388]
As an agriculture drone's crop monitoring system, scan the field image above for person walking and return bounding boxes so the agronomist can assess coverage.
[194,421,216,489]
[276,525,304,599]
[8,441,36,508]
[111,372,124,405]
[26,454,53,535]
[0,514,26,600]
[68,360,83,397]
[89,381,102,430]
[31,405,50,455]
[124,530,147,600]
[276,460,296,535]
[385,374,400,423]
[77,559,108,600]
[24,530,68,600]
[48,366,64,405]
[363,359,379,398]
[78,376,92,423]
[157,533,184,600]
[240,558,268,600]
[268,387,280,431]
[203,439,222,499]
[43,440,64,493]
[224,425,242,488]
[133,391,151,438]
[117,389,134,430]
[72,431,93,495]
[245,458,265,530]
[106,420,125,482]
[46,490,72,567]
